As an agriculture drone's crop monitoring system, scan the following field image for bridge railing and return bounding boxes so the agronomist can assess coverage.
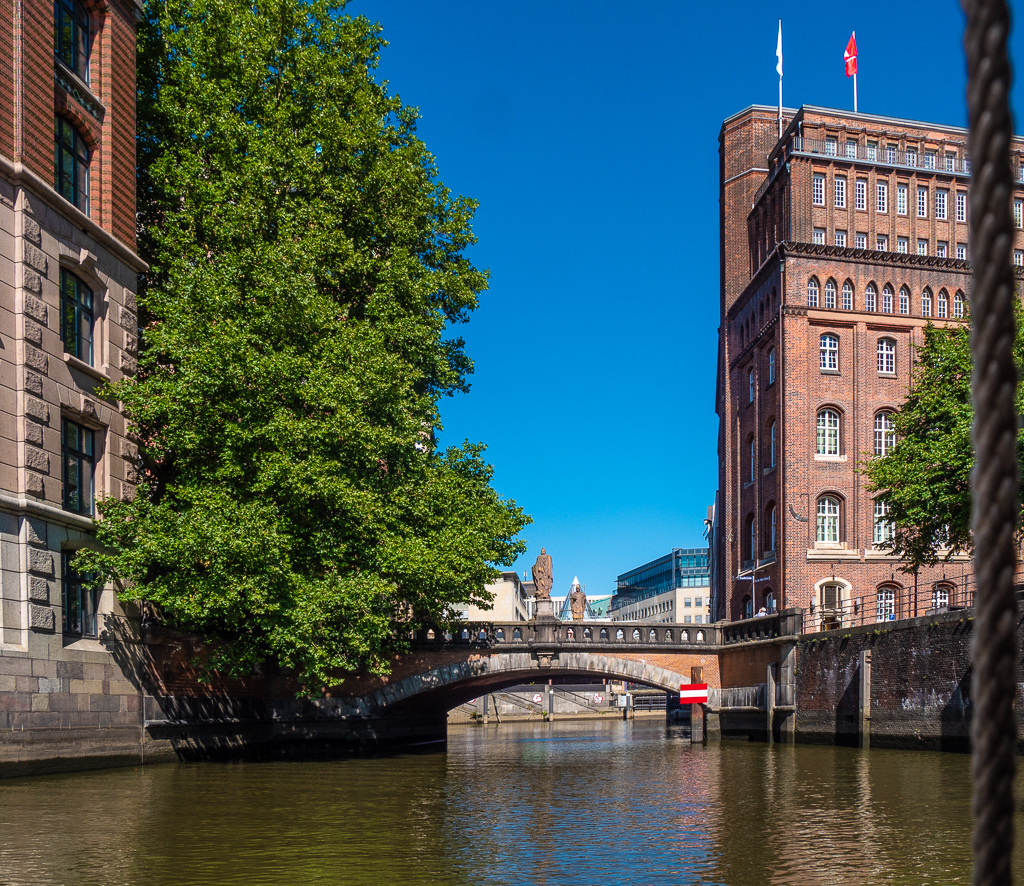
[719,609,802,644]
[410,621,721,648]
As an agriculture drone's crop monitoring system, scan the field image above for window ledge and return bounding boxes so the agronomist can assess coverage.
[54,60,106,119]
[762,465,777,476]
[814,454,847,462]
[877,371,897,378]
[820,368,841,376]
[63,352,110,383]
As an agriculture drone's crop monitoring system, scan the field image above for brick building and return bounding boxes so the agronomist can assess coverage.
[1,0,145,741]
[714,105,1024,630]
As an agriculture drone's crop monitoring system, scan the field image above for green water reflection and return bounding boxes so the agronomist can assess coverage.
[0,720,1015,885]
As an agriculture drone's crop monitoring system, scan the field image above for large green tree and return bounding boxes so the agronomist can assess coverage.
[863,310,1024,571]
[81,0,529,689]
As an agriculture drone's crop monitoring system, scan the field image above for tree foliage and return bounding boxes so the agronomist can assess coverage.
[863,309,1024,571]
[80,0,529,689]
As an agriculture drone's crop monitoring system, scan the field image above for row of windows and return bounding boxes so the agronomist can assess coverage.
[817,136,963,172]
[812,582,955,623]
[818,334,898,375]
[808,278,965,318]
[812,227,968,260]
[744,421,778,481]
[743,494,895,552]
[746,349,776,402]
[814,173,966,221]
[815,408,895,457]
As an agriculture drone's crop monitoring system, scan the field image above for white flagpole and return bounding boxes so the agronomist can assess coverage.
[776,20,783,137]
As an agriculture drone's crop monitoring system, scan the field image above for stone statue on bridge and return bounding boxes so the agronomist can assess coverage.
[532,548,553,600]
[569,579,587,621]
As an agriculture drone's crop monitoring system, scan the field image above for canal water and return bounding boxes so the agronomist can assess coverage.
[0,720,1018,885]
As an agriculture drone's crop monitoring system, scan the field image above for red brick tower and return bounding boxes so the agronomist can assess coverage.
[715,105,1024,630]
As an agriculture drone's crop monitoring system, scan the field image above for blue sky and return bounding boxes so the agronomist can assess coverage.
[348,1,1024,597]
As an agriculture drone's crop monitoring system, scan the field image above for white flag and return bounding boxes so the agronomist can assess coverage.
[776,20,783,77]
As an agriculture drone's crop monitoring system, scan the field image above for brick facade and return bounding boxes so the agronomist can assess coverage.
[0,0,146,766]
[716,105,1024,627]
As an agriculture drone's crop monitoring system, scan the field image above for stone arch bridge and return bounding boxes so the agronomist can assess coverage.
[143,612,802,761]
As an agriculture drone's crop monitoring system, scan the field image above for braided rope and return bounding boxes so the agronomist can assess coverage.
[964,1,1019,884]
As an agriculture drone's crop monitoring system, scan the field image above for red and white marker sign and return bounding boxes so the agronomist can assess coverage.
[679,683,709,704]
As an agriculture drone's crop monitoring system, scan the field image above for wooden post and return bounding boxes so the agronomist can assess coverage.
[859,649,872,750]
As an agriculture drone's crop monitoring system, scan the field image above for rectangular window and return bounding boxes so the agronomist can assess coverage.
[936,189,948,220]
[957,243,967,260]
[59,268,93,365]
[957,191,967,223]
[813,174,825,206]
[897,184,908,215]
[54,118,90,215]
[917,187,928,217]
[61,417,95,516]
[876,182,888,213]
[694,615,702,624]
[876,235,888,251]
[813,228,825,245]
[62,551,99,638]
[834,230,846,248]
[845,141,857,158]
[906,148,917,167]
[825,137,837,156]
[886,145,898,164]
[874,501,894,546]
[945,153,957,172]
[856,179,867,211]
[937,241,948,258]
[896,237,908,254]
[899,290,909,315]
[856,233,867,250]
[866,142,877,161]
[924,151,937,169]
[1015,200,1023,229]
[835,176,846,208]
[1015,250,1023,267]
[918,239,928,256]
[684,598,692,607]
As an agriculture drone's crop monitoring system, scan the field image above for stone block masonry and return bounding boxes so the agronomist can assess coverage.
[793,607,1001,752]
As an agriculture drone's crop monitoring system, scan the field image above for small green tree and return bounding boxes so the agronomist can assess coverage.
[863,308,1024,571]
[80,0,529,689]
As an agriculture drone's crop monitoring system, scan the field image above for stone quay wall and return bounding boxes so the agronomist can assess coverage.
[791,606,1022,752]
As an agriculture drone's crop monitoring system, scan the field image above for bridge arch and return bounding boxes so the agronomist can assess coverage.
[351,651,704,715]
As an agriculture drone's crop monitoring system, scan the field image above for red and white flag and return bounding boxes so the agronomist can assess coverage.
[844,32,858,77]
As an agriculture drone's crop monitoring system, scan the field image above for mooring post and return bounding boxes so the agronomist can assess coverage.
[859,649,872,750]
[766,663,776,745]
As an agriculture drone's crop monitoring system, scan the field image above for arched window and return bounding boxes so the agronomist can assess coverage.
[816,409,840,456]
[55,118,90,214]
[807,277,820,307]
[748,366,755,402]
[767,347,776,385]
[747,435,756,482]
[616,628,624,640]
[877,338,896,374]
[866,283,877,312]
[742,595,753,619]
[767,419,777,468]
[821,582,843,629]
[648,628,657,642]
[922,288,933,317]
[764,590,775,613]
[765,503,777,552]
[874,411,896,456]
[876,585,897,622]
[824,279,837,309]
[899,286,910,315]
[632,628,641,641]
[938,289,949,318]
[953,290,965,318]
[873,498,894,546]
[59,268,94,365]
[842,280,853,311]
[882,284,894,314]
[820,333,839,371]
[816,495,841,542]
[744,513,755,562]
[599,628,608,640]
[55,0,91,82]
[932,583,953,610]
